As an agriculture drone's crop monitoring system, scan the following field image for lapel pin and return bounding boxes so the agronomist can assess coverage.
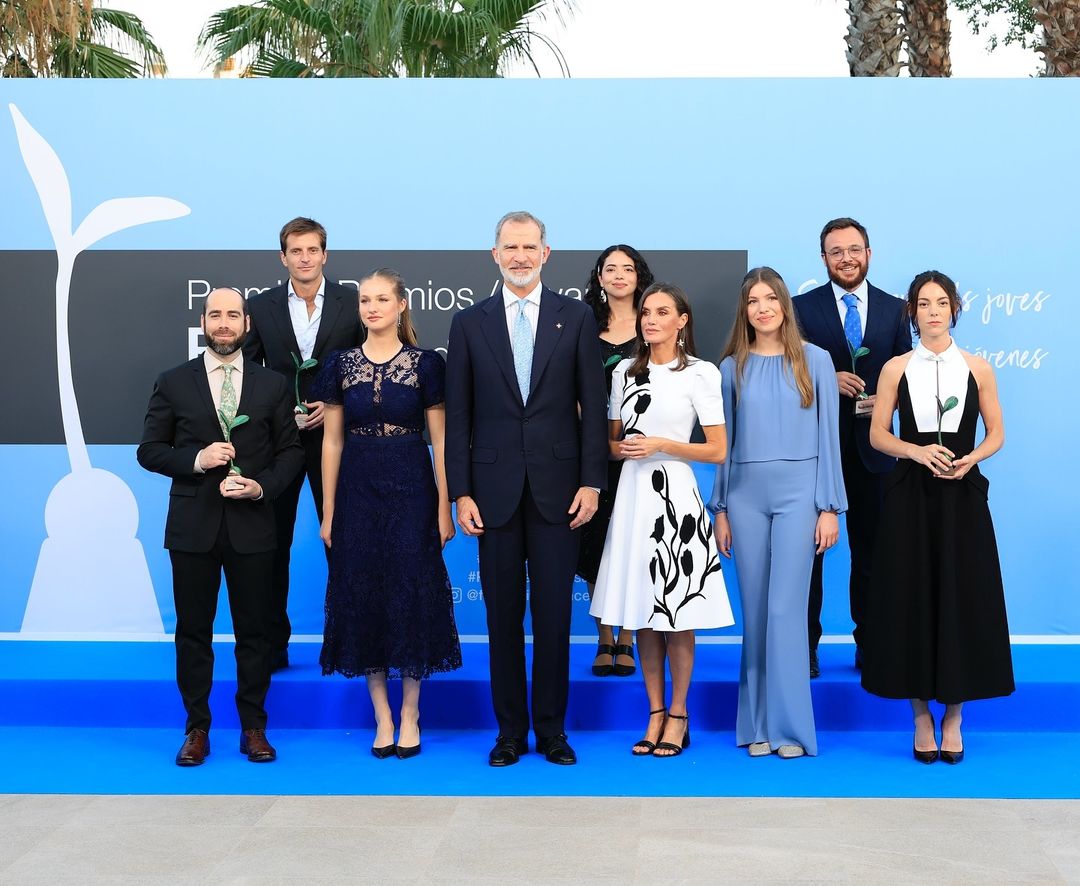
[556,322,563,330]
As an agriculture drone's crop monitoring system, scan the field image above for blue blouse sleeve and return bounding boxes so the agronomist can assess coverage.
[419,349,447,408]
[309,349,343,406]
[811,346,848,513]
[707,357,736,514]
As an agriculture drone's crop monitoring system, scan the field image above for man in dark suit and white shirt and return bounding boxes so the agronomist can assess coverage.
[138,287,304,766]
[445,211,608,766]
[244,217,363,671]
[793,218,911,677]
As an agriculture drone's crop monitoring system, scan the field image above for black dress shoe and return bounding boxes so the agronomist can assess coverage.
[240,728,277,762]
[536,733,577,765]
[270,648,289,673]
[809,648,821,679]
[175,728,210,766]
[488,735,528,767]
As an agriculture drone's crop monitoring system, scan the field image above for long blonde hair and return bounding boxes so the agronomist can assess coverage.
[720,267,813,408]
[361,268,418,346]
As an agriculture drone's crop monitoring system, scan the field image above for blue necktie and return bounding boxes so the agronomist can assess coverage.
[842,293,863,351]
[512,300,533,403]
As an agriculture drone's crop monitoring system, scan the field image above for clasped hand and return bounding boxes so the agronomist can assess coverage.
[619,435,664,460]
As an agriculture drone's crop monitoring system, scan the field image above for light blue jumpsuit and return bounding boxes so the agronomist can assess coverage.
[709,344,846,755]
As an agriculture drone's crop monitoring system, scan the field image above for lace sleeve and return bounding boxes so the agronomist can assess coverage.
[419,349,446,408]
[309,350,344,405]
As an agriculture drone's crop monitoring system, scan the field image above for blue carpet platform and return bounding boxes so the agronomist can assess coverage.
[1,641,1078,799]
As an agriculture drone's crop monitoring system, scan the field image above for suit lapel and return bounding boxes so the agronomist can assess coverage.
[815,285,850,359]
[863,284,888,354]
[192,358,225,441]
[481,293,524,407]
[311,284,344,363]
[269,287,303,361]
[529,288,565,397]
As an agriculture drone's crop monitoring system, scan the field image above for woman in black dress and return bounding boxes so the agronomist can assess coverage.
[579,245,654,677]
[314,269,462,759]
[862,271,1013,764]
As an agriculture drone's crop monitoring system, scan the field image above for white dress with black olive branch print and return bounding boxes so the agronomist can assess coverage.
[589,358,734,632]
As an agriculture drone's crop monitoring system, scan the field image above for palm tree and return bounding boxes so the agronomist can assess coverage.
[1,0,165,77]
[197,0,574,78]
[845,0,904,76]
[903,0,952,76]
[1033,0,1080,75]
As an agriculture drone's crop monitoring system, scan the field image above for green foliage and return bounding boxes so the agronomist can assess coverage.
[1,2,165,77]
[952,0,1039,50]
[198,0,574,78]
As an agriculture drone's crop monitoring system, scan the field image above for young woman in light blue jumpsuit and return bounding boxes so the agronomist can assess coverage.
[709,268,847,758]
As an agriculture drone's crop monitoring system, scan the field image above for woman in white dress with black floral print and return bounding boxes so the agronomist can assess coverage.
[591,283,733,758]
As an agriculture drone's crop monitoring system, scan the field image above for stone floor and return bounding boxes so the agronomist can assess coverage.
[0,795,1077,884]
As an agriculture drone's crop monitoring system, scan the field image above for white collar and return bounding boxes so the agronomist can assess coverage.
[831,279,869,302]
[288,276,326,301]
[502,280,543,310]
[914,339,961,364]
[203,349,244,374]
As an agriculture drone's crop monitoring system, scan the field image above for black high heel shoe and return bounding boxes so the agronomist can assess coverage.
[371,742,397,759]
[653,712,690,757]
[612,643,636,677]
[939,717,964,764]
[592,644,615,677]
[397,723,421,759]
[631,708,667,756]
[913,713,939,764]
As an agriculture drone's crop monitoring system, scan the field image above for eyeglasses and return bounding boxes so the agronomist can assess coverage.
[824,246,866,260]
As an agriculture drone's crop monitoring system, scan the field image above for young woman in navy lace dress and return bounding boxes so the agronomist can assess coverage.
[313,269,461,759]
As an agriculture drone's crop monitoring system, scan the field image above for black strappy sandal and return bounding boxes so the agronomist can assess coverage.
[653,712,691,757]
[632,708,667,756]
[592,643,616,677]
[612,643,636,677]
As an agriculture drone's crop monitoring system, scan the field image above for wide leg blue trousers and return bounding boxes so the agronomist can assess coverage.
[728,458,819,755]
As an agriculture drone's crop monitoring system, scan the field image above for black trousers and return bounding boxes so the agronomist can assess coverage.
[478,479,580,741]
[808,427,886,652]
[170,517,274,733]
[268,426,329,655]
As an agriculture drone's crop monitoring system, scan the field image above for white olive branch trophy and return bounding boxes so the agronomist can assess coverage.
[11,103,190,636]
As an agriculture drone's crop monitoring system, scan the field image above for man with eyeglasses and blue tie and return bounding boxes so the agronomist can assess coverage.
[444,211,607,767]
[793,218,911,678]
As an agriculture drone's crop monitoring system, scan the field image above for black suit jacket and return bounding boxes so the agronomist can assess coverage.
[445,286,608,528]
[137,357,305,554]
[793,281,912,473]
[243,279,363,402]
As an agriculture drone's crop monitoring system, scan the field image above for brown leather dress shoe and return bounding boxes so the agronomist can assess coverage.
[176,728,210,766]
[240,728,277,762]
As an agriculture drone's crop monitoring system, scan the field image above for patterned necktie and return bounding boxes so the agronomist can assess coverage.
[511,299,533,403]
[842,293,863,352]
[219,364,237,435]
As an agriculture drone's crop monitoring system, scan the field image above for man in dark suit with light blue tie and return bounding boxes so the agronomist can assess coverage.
[445,211,608,766]
[793,218,911,677]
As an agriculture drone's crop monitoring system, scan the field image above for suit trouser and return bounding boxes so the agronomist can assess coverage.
[808,429,885,652]
[170,517,274,733]
[729,459,818,755]
[268,426,329,655]
[478,479,580,741]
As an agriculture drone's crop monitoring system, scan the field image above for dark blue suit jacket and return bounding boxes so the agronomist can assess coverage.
[444,285,608,528]
[793,282,911,473]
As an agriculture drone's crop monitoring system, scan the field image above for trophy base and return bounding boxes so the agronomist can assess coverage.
[224,474,243,491]
[293,405,309,430]
[854,397,874,418]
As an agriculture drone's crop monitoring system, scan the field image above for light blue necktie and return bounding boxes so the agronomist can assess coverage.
[511,299,533,403]
[842,293,863,351]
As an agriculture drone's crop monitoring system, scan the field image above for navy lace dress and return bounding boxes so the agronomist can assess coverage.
[310,346,462,680]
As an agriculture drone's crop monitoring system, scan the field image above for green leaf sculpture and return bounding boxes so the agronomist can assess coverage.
[217,410,249,476]
[848,344,871,399]
[935,395,959,451]
[291,352,319,413]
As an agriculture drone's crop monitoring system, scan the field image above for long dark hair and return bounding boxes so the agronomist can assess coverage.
[626,283,697,377]
[906,270,962,336]
[582,244,655,332]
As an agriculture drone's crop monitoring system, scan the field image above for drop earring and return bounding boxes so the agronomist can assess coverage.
[600,288,607,303]
[677,335,685,349]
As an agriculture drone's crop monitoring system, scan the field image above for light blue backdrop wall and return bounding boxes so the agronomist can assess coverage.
[1,78,1075,639]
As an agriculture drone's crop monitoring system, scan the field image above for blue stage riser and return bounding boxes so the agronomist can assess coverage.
[1,642,1074,733]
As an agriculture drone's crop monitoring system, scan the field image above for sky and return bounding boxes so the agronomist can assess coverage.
[103,0,1041,79]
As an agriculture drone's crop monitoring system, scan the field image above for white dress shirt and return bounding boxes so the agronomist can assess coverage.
[503,280,542,343]
[831,279,869,334]
[906,340,969,435]
[288,276,325,360]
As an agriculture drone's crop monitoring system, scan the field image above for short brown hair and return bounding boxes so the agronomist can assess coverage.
[819,217,869,254]
[279,217,326,253]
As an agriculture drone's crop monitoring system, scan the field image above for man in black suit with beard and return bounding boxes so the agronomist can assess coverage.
[138,287,304,766]
[244,217,363,671]
[793,218,911,677]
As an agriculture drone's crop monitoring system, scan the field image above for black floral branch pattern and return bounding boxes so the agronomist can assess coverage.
[647,468,717,629]
[621,368,651,437]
